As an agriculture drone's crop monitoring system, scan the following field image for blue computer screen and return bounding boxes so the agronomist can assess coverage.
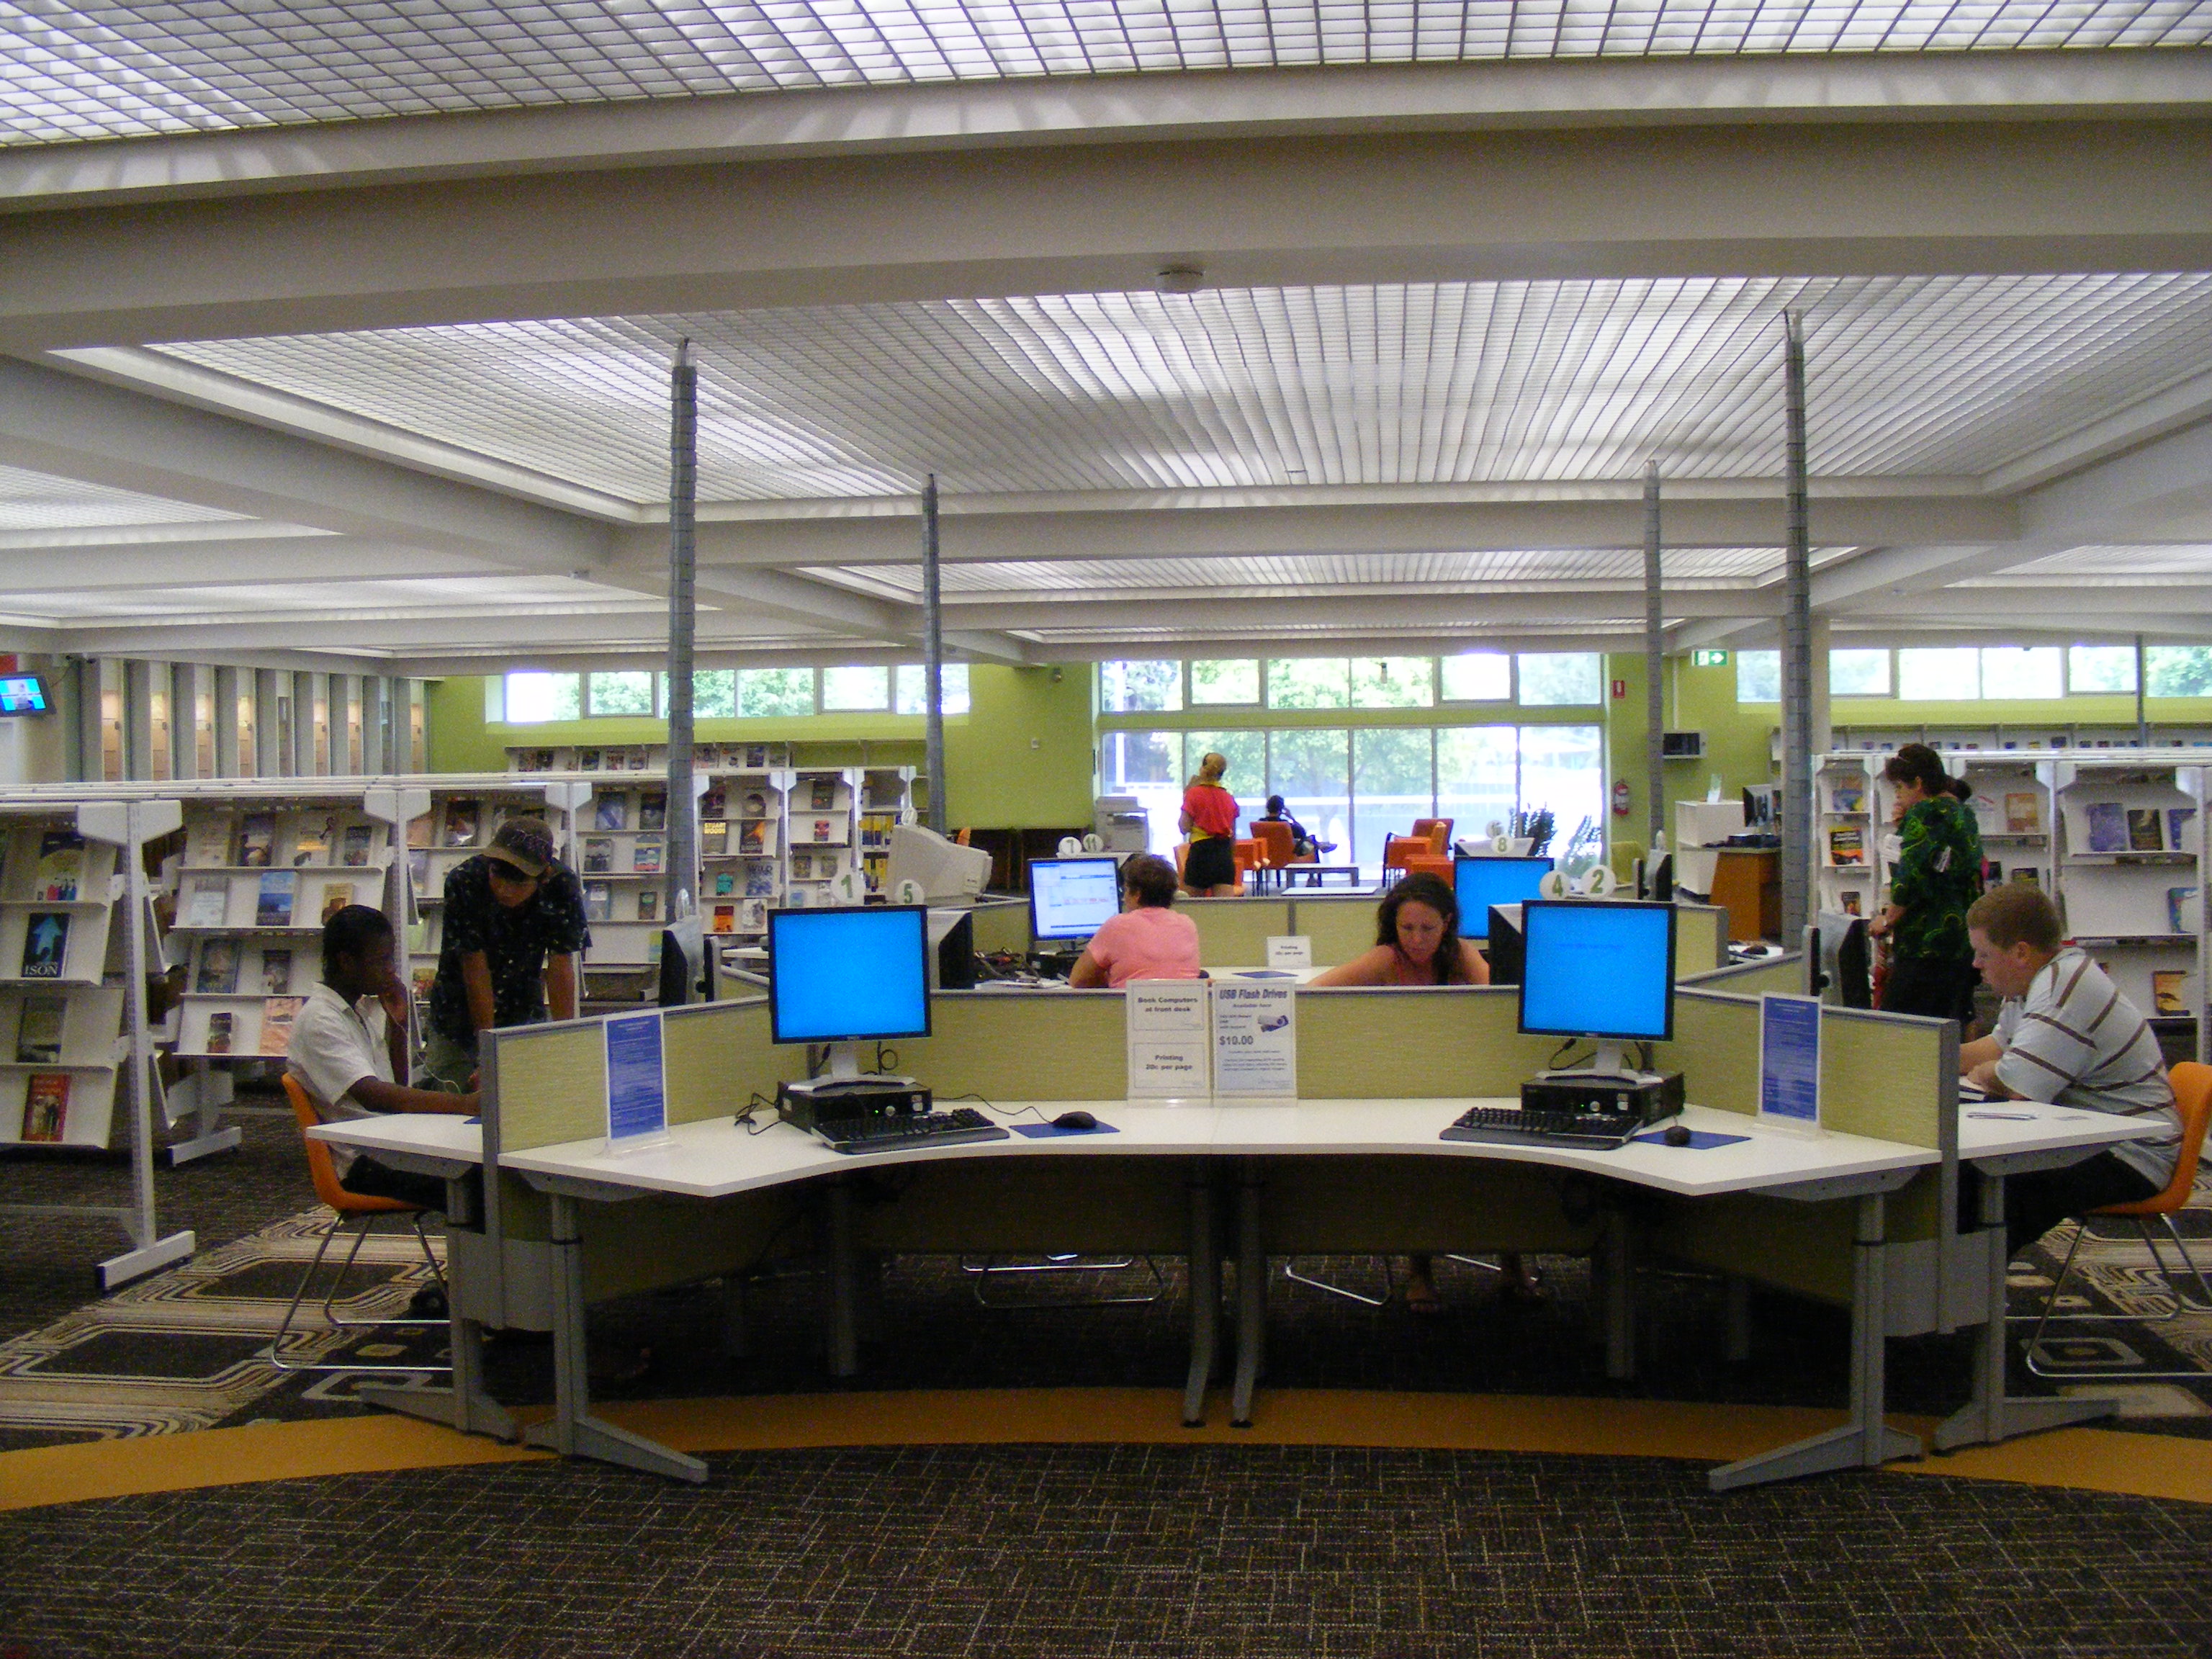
[768,905,931,1044]
[1516,900,1676,1043]
[0,675,46,716]
[1029,857,1122,941]
[1453,856,1554,939]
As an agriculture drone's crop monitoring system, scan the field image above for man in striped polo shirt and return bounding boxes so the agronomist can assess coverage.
[1958,885,2180,1255]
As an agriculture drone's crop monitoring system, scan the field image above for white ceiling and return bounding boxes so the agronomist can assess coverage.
[9,0,2206,145]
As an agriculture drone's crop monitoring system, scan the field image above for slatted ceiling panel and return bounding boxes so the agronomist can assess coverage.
[156,276,2212,504]
[0,576,668,623]
[12,3,2206,148]
[1020,619,1654,642]
[1969,545,2212,580]
[0,465,248,531]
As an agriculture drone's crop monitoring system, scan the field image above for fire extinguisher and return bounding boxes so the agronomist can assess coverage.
[1612,781,1632,818]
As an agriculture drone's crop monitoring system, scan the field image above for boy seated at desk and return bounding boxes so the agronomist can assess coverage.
[1069,854,1203,989]
[288,904,479,1215]
[1957,885,2180,1254]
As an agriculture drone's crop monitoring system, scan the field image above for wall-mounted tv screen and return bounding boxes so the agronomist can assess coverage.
[0,675,48,716]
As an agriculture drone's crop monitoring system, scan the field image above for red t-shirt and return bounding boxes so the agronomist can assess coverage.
[1087,906,1203,987]
[1182,782,1238,840]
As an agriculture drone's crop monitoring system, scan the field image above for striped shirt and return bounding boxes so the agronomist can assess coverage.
[1995,947,2178,1187]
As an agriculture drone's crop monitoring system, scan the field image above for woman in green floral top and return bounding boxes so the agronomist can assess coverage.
[1869,742,1984,1022]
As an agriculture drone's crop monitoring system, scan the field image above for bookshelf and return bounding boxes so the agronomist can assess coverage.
[698,746,793,948]
[1813,756,1874,920]
[858,765,919,896]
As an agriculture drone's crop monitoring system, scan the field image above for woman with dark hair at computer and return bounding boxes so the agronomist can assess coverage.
[1310,872,1489,987]
[1870,742,1984,1023]
[1179,751,1241,898]
[1069,854,1202,989]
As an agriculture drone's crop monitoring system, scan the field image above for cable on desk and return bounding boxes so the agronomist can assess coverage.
[942,1089,1048,1126]
[734,1091,781,1135]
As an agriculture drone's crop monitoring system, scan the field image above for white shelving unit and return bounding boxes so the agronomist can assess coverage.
[1958,755,2055,902]
[783,766,860,907]
[701,749,791,946]
[1813,756,1875,919]
[858,765,919,896]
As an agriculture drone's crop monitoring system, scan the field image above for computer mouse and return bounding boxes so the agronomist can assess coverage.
[1663,1123,1693,1148]
[1053,1110,1099,1131]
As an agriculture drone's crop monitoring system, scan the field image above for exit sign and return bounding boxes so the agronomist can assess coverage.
[1691,649,1730,667]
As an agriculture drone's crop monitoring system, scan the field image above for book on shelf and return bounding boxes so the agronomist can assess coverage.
[405,813,433,850]
[261,948,293,995]
[20,1073,68,1143]
[194,938,240,995]
[2171,807,2198,853]
[637,889,658,924]
[742,791,766,817]
[1830,778,1868,814]
[577,747,601,772]
[181,873,230,929]
[2127,807,2165,852]
[2168,886,2200,935]
[184,814,233,867]
[639,793,666,832]
[258,996,304,1056]
[742,745,769,769]
[701,788,726,819]
[2085,802,2128,853]
[255,871,297,928]
[236,813,276,868]
[205,1011,235,1055]
[714,871,736,896]
[1827,827,1864,866]
[410,966,437,999]
[700,821,729,855]
[711,904,736,935]
[14,994,65,1065]
[583,881,613,923]
[809,778,835,810]
[738,820,768,854]
[2155,969,2190,1017]
[582,836,615,874]
[739,899,767,931]
[318,882,355,924]
[632,835,664,875]
[2010,868,2041,889]
[33,832,85,902]
[594,795,628,831]
[624,747,650,771]
[744,867,775,896]
[408,848,430,891]
[517,747,558,771]
[444,800,481,847]
[1983,861,2002,886]
[19,912,69,979]
[1838,892,1863,917]
[810,819,834,843]
[340,824,375,867]
[2005,793,2041,834]
[290,814,336,867]
[790,852,812,880]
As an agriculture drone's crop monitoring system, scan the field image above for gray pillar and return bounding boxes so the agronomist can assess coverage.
[1780,312,1815,941]
[2136,634,2149,747]
[1642,459,1665,850]
[213,666,240,778]
[666,339,698,925]
[922,475,948,836]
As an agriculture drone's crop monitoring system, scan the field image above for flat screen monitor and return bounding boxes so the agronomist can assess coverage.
[1813,910,1873,1010]
[1453,855,1554,939]
[768,904,930,1080]
[0,675,47,716]
[1517,899,1677,1074]
[1028,856,1122,943]
[1484,904,1526,986]
[927,907,976,992]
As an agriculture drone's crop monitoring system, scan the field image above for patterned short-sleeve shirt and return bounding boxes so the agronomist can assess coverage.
[1889,793,1983,963]
[428,853,592,1046]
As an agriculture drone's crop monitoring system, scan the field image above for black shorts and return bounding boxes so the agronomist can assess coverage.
[1184,837,1237,889]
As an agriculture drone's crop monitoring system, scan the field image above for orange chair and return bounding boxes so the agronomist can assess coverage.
[1411,818,1454,853]
[1231,838,1262,894]
[1381,832,1432,884]
[268,1073,451,1376]
[1250,821,1297,891]
[2023,1061,2212,1379]
[1398,853,1454,884]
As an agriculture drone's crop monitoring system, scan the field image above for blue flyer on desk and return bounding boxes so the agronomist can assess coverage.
[1758,992,1822,1133]
[604,1009,668,1143]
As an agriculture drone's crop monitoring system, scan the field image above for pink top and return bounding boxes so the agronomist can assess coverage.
[1086,906,1203,988]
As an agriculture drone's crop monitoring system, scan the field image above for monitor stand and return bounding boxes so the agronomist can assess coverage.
[1535,1040,1660,1087]
[784,1039,917,1100]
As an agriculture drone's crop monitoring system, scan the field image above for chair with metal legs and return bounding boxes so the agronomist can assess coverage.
[2022,1062,2212,1380]
[266,1074,452,1376]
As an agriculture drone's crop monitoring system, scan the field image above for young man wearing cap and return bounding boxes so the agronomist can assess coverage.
[421,816,593,1089]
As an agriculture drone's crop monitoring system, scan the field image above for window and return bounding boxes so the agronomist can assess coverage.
[1267,727,1350,864]
[1352,727,1434,868]
[1897,647,1980,701]
[1979,647,2062,701]
[1516,653,1601,706]
[2146,646,2212,698]
[1100,730,1184,858]
[1735,650,1779,703]
[894,663,971,715]
[1439,652,1511,702]
[1352,657,1434,709]
[822,665,891,711]
[734,667,817,717]
[1187,731,1267,832]
[503,670,581,724]
[1829,649,1891,697]
[690,670,737,718]
[585,670,655,717]
[1188,660,1260,706]
[2069,645,2137,695]
[1518,725,1607,848]
[1266,657,1352,709]
[1437,727,1517,842]
[1100,660,1182,713]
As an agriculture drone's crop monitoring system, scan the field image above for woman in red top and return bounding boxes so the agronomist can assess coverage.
[1179,751,1241,897]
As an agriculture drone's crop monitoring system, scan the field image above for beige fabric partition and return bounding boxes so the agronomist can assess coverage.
[1292,896,1379,967]
[1184,896,1294,966]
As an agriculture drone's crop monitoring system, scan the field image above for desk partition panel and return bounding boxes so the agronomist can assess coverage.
[968,899,1031,956]
[492,1020,608,1154]
[1673,904,1727,978]
[1681,953,1808,995]
[1184,896,1294,966]
[1295,986,1560,1100]
[903,989,1128,1101]
[1290,896,1380,967]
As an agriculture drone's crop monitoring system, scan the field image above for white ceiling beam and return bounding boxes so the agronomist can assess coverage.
[11,51,2208,213]
[2019,415,2212,548]
[1023,629,1646,660]
[7,118,2208,351]
[0,519,322,551]
[1983,369,2212,495]
[0,356,612,572]
[0,537,497,593]
[943,588,1771,634]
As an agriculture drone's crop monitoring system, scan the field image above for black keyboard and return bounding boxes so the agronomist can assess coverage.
[814,1107,1010,1155]
[1441,1105,1642,1151]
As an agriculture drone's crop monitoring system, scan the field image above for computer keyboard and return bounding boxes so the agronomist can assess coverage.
[813,1107,1010,1155]
[1441,1105,1644,1151]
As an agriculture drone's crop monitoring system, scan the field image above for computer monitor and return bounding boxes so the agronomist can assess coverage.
[886,824,993,903]
[1812,910,1873,1010]
[0,674,47,716]
[768,904,930,1083]
[1517,899,1677,1078]
[927,907,977,992]
[1028,856,1122,943]
[1742,784,1781,829]
[1453,855,1554,940]
[1483,904,1526,986]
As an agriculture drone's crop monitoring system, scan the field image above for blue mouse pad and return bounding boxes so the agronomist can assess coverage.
[1631,1128,1750,1150]
[1014,1121,1118,1138]
[1233,970,1298,979]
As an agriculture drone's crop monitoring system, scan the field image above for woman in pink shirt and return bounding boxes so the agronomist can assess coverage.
[1069,855,1203,988]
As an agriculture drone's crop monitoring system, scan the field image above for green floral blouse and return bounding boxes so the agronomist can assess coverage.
[1889,793,1984,963]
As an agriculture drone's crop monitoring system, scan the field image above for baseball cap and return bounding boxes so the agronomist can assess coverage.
[486,816,556,879]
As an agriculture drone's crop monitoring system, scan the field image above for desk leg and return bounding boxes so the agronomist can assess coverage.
[1933,1171,2119,1451]
[1604,1207,1635,1381]
[358,1169,516,1443]
[522,1192,706,1483]
[1709,1192,1920,1491]
[1231,1159,1264,1429]
[827,1179,859,1380]
[1183,1165,1218,1426]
